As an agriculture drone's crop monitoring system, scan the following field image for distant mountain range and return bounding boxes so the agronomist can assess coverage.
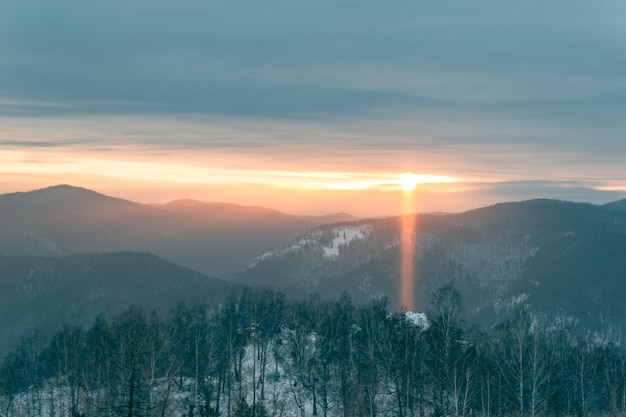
[236,199,626,334]
[0,185,355,278]
[3,184,626,355]
[0,185,360,357]
[0,251,242,357]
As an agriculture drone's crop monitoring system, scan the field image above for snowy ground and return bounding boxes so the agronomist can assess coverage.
[1,310,428,417]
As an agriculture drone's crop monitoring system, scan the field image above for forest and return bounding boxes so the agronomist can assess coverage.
[1,286,625,417]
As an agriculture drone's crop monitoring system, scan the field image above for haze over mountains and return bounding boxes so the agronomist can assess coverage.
[0,185,354,356]
[3,184,626,357]
[0,185,355,278]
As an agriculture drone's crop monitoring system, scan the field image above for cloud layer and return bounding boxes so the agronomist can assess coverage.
[1,0,625,212]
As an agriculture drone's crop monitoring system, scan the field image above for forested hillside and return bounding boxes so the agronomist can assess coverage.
[2,287,624,417]
[236,199,626,332]
[0,252,241,358]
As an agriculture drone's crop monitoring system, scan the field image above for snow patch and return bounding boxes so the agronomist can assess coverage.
[493,293,530,314]
[245,229,323,269]
[244,224,375,271]
[322,225,372,257]
[405,311,430,330]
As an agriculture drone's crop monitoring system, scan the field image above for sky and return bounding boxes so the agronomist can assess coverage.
[1,0,625,216]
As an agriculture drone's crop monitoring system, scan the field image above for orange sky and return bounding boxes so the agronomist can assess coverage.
[0,157,463,217]
[2,114,626,217]
[0,115,469,216]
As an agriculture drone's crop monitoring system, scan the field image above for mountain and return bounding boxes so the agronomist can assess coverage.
[603,198,626,212]
[0,251,241,358]
[235,199,626,333]
[295,212,360,224]
[0,185,319,277]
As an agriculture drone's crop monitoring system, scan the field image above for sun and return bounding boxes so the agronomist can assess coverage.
[399,173,420,192]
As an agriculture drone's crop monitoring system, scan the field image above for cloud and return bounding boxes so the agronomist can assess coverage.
[0,139,100,148]
[2,0,624,119]
[1,0,625,211]
[481,180,626,205]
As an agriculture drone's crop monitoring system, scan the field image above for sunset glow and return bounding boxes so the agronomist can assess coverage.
[0,139,467,215]
[399,173,420,192]
[3,132,624,217]
[0,151,455,193]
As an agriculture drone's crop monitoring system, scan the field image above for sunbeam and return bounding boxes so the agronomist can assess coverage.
[400,184,417,311]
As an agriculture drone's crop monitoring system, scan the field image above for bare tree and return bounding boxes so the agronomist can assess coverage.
[493,309,531,417]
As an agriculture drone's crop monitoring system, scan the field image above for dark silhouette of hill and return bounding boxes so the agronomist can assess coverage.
[603,198,626,212]
[295,212,360,224]
[0,251,241,358]
[0,185,317,277]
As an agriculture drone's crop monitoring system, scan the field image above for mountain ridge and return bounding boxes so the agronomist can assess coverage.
[0,185,339,277]
[4,186,626,346]
[0,251,242,358]
[235,198,626,334]
[603,198,626,212]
